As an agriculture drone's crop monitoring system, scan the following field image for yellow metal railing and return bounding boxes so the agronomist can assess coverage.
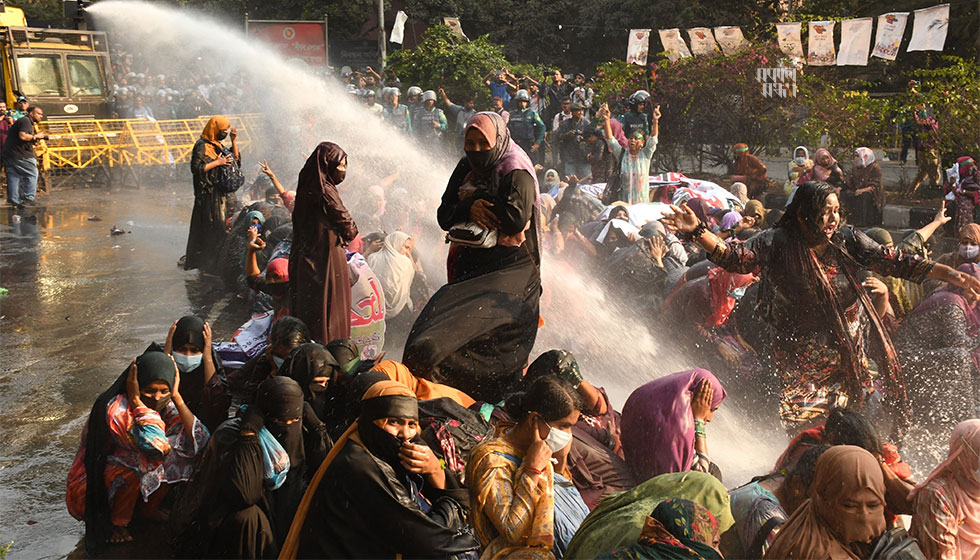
[38,114,260,170]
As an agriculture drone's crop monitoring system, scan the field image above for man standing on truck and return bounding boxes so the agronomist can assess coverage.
[4,105,44,208]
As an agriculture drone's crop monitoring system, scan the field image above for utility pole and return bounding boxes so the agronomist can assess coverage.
[377,0,386,70]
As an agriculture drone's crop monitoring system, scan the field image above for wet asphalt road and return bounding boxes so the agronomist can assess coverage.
[0,184,244,559]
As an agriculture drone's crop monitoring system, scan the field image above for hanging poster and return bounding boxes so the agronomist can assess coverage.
[390,10,408,44]
[871,12,909,60]
[775,22,804,58]
[443,17,469,41]
[627,29,651,66]
[658,28,692,62]
[714,26,747,55]
[807,21,837,66]
[687,27,720,56]
[837,17,873,66]
[907,3,949,52]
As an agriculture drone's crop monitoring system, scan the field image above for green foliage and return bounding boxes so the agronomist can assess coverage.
[910,57,980,158]
[8,0,63,23]
[592,60,653,106]
[387,25,510,106]
[0,540,12,560]
[794,73,893,155]
[645,42,796,170]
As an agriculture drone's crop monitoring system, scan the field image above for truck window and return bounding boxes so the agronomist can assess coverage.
[67,55,104,96]
[15,55,67,97]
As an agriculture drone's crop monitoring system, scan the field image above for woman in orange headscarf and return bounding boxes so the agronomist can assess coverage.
[183,115,240,272]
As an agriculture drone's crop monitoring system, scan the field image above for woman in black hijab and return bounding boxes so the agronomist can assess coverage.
[172,376,324,558]
[164,315,229,431]
[281,380,480,559]
[66,347,208,554]
[289,142,358,345]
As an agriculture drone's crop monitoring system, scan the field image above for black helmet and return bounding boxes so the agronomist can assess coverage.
[628,90,651,109]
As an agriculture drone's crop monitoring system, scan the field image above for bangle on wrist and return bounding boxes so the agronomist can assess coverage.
[682,222,708,242]
[524,465,544,475]
[694,418,707,438]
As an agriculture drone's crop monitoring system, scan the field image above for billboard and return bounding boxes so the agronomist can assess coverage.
[246,20,328,67]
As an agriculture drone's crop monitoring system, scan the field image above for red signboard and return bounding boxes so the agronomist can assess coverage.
[247,21,327,67]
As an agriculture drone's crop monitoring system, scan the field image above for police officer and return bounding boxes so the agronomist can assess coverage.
[507,89,546,162]
[382,87,412,134]
[618,90,651,138]
[411,90,448,147]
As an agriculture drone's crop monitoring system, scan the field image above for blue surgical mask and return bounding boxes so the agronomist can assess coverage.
[728,286,747,300]
[794,156,806,165]
[272,355,284,369]
[172,351,203,373]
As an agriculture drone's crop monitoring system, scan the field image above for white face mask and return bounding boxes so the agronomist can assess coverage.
[959,244,979,261]
[544,423,573,453]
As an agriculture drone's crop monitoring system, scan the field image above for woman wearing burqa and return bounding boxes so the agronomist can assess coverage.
[403,112,540,402]
[289,142,358,344]
[185,115,239,272]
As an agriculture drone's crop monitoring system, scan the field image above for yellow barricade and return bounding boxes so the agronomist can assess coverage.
[38,114,261,170]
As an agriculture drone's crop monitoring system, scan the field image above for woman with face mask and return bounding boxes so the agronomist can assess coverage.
[910,419,980,560]
[896,264,980,438]
[466,377,583,559]
[184,115,240,272]
[289,142,358,345]
[163,315,229,431]
[765,445,892,559]
[664,181,980,430]
[785,146,812,195]
[621,370,726,483]
[598,102,659,204]
[923,223,980,297]
[279,380,480,559]
[66,348,209,553]
[406,111,541,402]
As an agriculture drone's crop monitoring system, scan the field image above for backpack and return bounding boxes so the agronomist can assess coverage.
[206,141,245,194]
[418,398,494,482]
[868,527,926,560]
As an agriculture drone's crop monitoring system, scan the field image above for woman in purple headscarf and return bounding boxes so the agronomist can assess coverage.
[895,263,980,434]
[289,142,358,344]
[404,112,541,403]
[620,369,727,483]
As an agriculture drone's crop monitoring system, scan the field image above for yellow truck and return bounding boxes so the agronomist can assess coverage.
[0,6,112,119]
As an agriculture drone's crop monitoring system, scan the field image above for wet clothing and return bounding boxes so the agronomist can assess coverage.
[66,349,209,554]
[184,116,239,272]
[606,135,658,204]
[709,225,933,424]
[895,284,980,430]
[727,479,787,559]
[910,420,980,560]
[565,471,734,560]
[285,381,479,559]
[289,142,358,344]
[3,115,35,160]
[598,498,723,560]
[621,370,726,483]
[406,113,540,402]
[568,389,635,510]
[766,446,887,560]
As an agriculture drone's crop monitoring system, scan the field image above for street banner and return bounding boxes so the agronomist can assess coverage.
[390,10,408,44]
[247,21,327,67]
[443,17,469,41]
[872,12,909,60]
[907,3,949,52]
[807,21,837,66]
[658,28,692,62]
[714,26,747,55]
[687,27,720,56]
[775,22,804,58]
[627,29,651,66]
[837,17,873,66]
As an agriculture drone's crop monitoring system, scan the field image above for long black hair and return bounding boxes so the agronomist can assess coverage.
[777,181,843,240]
[503,377,583,423]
